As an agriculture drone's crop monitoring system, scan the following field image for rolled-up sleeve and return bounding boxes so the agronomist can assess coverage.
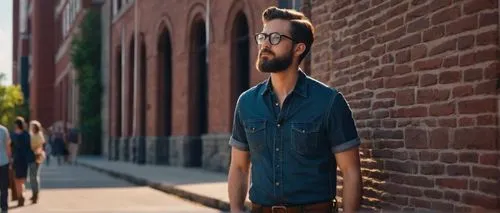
[229,100,249,151]
[327,92,360,153]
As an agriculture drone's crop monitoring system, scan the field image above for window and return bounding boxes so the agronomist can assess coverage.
[278,0,302,11]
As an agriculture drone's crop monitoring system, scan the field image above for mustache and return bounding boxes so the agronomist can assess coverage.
[259,49,274,56]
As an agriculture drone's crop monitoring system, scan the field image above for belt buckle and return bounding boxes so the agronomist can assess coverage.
[271,205,287,213]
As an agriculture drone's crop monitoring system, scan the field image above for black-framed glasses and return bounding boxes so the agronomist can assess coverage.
[254,32,296,45]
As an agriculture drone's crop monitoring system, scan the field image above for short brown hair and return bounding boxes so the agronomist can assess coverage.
[262,7,315,63]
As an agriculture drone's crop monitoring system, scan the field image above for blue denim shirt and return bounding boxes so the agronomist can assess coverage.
[229,70,360,206]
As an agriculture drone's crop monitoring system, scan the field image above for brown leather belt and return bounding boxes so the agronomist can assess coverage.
[251,201,336,213]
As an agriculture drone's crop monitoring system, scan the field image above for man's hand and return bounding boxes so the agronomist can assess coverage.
[335,146,362,213]
[228,147,251,213]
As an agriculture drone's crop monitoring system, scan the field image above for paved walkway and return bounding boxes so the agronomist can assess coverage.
[77,156,251,212]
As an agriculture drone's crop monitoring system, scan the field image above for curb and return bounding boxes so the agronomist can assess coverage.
[77,161,252,212]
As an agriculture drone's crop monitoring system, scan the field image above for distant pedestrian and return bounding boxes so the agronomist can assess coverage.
[52,128,66,166]
[11,117,35,206]
[66,128,79,165]
[29,120,45,203]
[0,124,12,213]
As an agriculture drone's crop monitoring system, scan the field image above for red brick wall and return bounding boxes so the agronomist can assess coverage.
[311,0,499,211]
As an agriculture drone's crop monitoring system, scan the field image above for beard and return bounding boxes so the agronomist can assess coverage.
[256,48,293,73]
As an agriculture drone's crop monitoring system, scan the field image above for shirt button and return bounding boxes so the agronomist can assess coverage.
[276,148,279,152]
[275,182,280,186]
[276,164,280,167]
[275,102,279,106]
[277,124,281,127]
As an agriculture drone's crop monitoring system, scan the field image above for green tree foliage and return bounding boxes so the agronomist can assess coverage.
[0,74,25,128]
[71,10,102,154]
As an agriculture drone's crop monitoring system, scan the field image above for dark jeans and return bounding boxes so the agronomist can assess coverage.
[0,164,8,211]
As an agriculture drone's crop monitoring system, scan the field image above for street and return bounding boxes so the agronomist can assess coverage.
[7,163,220,213]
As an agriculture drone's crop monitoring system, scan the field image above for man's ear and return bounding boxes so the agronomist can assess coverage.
[294,43,306,57]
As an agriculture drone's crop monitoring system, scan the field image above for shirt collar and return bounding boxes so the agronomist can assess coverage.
[260,69,308,98]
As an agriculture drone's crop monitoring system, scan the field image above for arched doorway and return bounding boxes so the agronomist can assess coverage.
[128,37,135,137]
[188,18,207,167]
[230,12,250,127]
[156,27,172,165]
[157,28,172,137]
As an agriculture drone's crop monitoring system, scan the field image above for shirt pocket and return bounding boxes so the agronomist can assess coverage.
[244,119,267,152]
[291,122,321,156]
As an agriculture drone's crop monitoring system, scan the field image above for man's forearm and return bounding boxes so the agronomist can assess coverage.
[342,170,362,213]
[228,167,249,212]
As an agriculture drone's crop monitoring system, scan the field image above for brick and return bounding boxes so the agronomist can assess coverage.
[476,80,498,95]
[385,74,418,88]
[430,102,455,116]
[381,54,395,64]
[367,120,381,128]
[452,85,473,98]
[383,120,397,128]
[423,25,445,42]
[477,114,497,126]
[376,91,395,99]
[385,160,418,174]
[484,62,499,79]
[464,68,482,82]
[406,4,429,22]
[432,201,455,212]
[377,140,404,149]
[407,17,429,33]
[349,100,371,109]
[353,110,372,120]
[414,57,442,71]
[458,98,497,114]
[405,175,435,187]
[462,192,498,209]
[395,65,411,75]
[373,65,394,78]
[459,117,475,127]
[387,2,408,17]
[420,74,437,87]
[476,47,498,63]
[410,44,427,61]
[363,59,379,69]
[464,0,498,15]
[372,149,393,158]
[454,206,472,213]
[417,88,450,104]
[431,39,457,56]
[351,82,365,93]
[431,5,461,25]
[479,11,498,27]
[395,50,410,64]
[387,16,404,31]
[439,71,461,84]
[393,150,407,160]
[459,152,479,163]
[331,19,347,31]
[391,106,428,118]
[430,128,449,148]
[373,129,403,139]
[420,151,439,161]
[420,163,444,175]
[443,55,458,67]
[473,166,500,180]
[439,118,456,127]
[404,128,428,149]
[459,52,475,67]
[446,15,478,36]
[377,26,406,44]
[480,154,500,166]
[396,89,415,106]
[352,70,372,81]
[470,179,478,190]
[371,44,386,57]
[384,183,423,197]
[440,152,458,163]
[447,165,471,176]
[458,35,475,50]
[411,0,426,5]
[380,194,408,206]
[436,178,467,189]
[410,198,431,208]
[444,191,460,201]
[365,79,384,90]
[478,180,500,196]
[453,127,497,149]
[393,33,422,51]
[424,189,443,199]
[477,30,498,46]
[333,7,354,20]
[429,0,452,11]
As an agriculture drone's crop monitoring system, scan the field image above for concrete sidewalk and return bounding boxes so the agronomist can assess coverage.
[77,156,251,212]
